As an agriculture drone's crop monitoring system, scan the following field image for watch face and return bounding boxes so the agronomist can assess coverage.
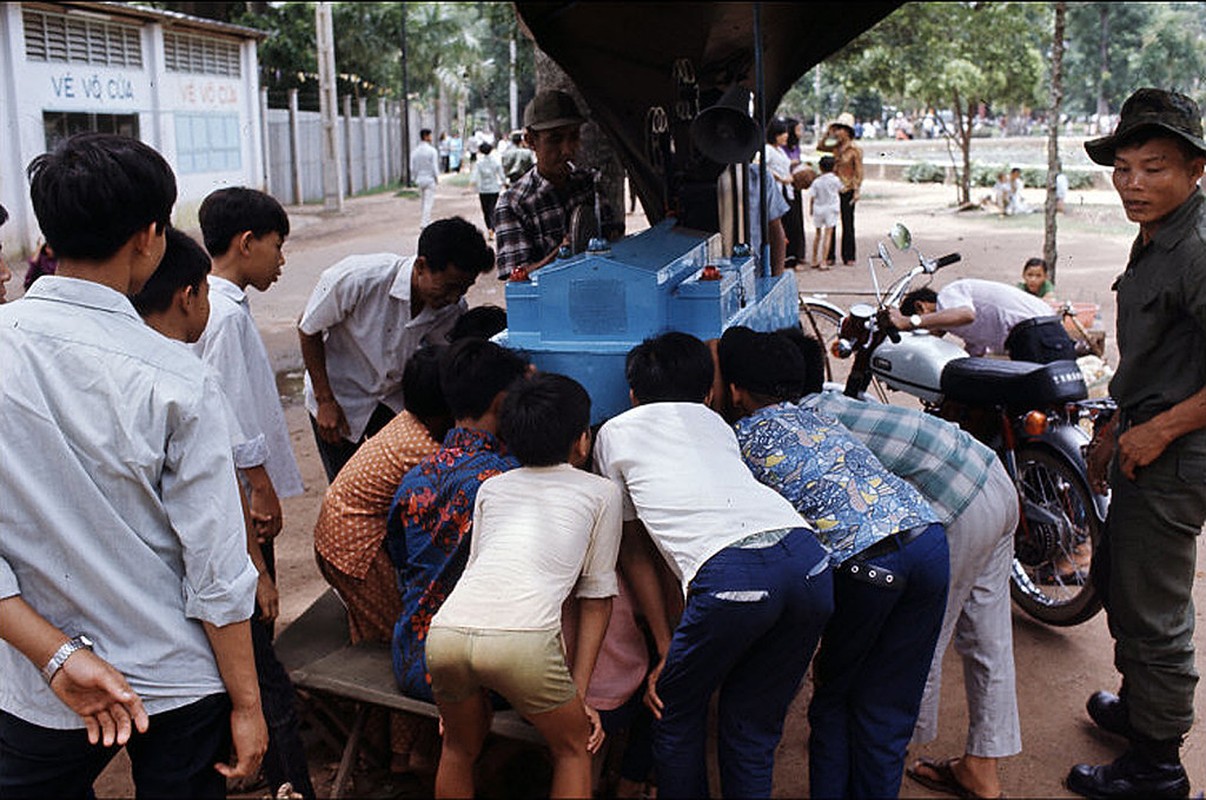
[77,634,94,648]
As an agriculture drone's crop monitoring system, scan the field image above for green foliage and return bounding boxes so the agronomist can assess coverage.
[972,164,1009,188]
[904,162,947,183]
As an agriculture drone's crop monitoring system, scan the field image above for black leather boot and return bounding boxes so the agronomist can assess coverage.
[1066,738,1189,799]
[1087,690,1135,739]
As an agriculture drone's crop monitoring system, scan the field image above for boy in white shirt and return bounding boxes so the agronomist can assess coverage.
[195,188,304,549]
[809,155,842,270]
[426,373,621,798]
[592,331,834,799]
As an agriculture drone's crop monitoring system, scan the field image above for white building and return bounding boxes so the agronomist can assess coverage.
[0,2,267,257]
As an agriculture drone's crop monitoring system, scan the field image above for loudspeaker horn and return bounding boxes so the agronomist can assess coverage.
[691,85,760,164]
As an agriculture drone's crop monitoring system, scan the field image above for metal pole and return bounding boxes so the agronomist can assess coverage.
[754,2,769,277]
[400,2,412,185]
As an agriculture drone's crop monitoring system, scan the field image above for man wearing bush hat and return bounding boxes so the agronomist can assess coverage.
[817,111,863,265]
[493,89,617,279]
[1068,87,1206,800]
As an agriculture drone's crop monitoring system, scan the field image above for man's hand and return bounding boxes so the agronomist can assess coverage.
[255,573,279,624]
[248,481,283,541]
[315,398,351,445]
[214,703,268,780]
[51,650,149,747]
[1118,420,1173,480]
[643,656,666,720]
[886,308,911,330]
[1086,422,1117,493]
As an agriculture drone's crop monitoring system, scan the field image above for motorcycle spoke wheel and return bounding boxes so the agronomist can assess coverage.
[1009,446,1103,626]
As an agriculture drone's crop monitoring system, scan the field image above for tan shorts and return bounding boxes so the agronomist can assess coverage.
[425,626,578,716]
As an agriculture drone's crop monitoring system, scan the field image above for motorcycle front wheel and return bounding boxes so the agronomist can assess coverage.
[1009,445,1103,626]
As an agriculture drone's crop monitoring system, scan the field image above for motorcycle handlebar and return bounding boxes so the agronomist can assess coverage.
[931,252,961,271]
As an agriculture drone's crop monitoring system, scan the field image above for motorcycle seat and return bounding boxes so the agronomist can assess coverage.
[940,357,1087,410]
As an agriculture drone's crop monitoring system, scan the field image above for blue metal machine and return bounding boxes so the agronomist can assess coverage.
[497,219,799,424]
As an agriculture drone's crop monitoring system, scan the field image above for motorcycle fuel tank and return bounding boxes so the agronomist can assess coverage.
[869,331,968,404]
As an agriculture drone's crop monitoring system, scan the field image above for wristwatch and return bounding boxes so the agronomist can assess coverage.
[42,634,93,685]
[909,313,923,330]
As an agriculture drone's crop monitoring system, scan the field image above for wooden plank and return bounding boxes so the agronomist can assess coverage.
[274,588,350,673]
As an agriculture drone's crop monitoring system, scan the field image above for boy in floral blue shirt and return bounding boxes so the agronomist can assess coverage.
[718,326,949,799]
[385,339,528,701]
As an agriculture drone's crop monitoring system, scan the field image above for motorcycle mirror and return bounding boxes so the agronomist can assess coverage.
[889,223,912,251]
[877,242,892,266]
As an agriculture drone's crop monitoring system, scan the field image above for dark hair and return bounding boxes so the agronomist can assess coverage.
[130,227,210,316]
[819,155,836,173]
[901,287,938,316]
[417,216,494,275]
[785,118,801,149]
[479,142,493,156]
[402,345,449,420]
[510,132,523,145]
[0,203,7,226]
[717,326,807,404]
[420,128,432,139]
[439,338,529,420]
[1023,257,1048,273]
[776,325,826,395]
[450,304,507,341]
[500,373,591,466]
[27,133,176,261]
[625,331,715,404]
[198,187,290,257]
[766,118,789,144]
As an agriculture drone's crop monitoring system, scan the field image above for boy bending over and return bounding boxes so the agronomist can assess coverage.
[592,331,833,799]
[427,373,620,798]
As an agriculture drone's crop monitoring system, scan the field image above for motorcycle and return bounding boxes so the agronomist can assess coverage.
[808,224,1114,626]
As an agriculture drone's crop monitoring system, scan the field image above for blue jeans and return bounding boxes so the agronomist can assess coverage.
[653,528,833,799]
[0,693,230,799]
[808,523,950,799]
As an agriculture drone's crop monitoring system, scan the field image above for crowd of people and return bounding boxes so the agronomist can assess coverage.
[1,85,1205,800]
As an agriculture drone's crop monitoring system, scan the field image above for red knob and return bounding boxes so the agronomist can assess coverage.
[509,266,530,282]
[700,265,722,281]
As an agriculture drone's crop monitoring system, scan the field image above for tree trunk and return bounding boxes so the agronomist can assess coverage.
[1044,2,1066,279]
[534,47,626,238]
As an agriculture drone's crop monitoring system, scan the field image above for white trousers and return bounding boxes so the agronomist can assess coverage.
[911,459,1023,758]
[417,181,436,229]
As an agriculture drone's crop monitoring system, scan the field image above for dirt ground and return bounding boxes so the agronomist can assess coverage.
[16,156,1202,797]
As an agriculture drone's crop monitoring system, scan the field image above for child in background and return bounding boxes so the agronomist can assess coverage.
[1018,256,1056,299]
[426,373,620,798]
[809,155,841,270]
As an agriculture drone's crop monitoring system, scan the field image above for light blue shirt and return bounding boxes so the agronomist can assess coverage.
[0,277,257,729]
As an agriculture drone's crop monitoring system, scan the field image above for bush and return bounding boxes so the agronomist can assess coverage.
[904,162,946,183]
[971,164,1009,187]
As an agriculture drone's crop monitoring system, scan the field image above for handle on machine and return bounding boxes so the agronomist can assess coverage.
[876,309,901,343]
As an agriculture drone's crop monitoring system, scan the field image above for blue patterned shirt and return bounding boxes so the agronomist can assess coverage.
[803,391,997,525]
[735,402,938,565]
[385,427,519,701]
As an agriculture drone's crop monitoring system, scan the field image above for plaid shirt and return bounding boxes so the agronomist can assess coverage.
[494,168,604,274]
[802,391,997,525]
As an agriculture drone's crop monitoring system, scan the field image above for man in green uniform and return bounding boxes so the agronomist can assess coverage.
[1068,88,1206,799]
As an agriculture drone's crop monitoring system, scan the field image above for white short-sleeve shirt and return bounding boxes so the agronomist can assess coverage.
[431,465,622,632]
[936,278,1056,357]
[194,276,304,497]
[298,254,464,442]
[592,402,808,589]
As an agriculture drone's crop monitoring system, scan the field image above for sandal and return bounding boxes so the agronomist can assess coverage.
[907,757,1003,799]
